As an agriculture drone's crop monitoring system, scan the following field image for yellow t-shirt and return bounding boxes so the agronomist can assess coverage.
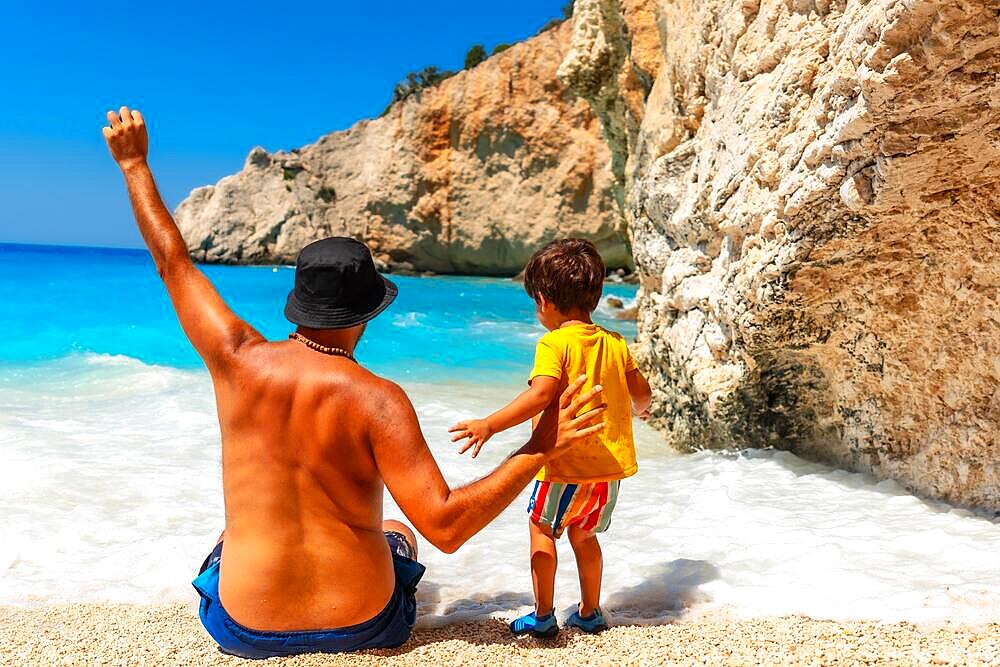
[530,323,638,483]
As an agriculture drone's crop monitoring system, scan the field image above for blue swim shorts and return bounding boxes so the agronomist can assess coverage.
[192,532,425,659]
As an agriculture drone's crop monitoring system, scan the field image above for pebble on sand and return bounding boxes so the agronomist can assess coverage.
[2,604,998,666]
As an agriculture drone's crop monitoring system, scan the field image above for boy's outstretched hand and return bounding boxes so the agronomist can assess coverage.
[449,418,494,458]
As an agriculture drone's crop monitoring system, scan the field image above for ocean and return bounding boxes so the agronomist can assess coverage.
[2,243,999,626]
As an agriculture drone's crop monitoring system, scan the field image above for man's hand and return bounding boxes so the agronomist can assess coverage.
[530,375,605,458]
[449,418,494,458]
[102,106,149,170]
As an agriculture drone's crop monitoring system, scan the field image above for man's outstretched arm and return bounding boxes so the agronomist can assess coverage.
[370,375,606,553]
[103,106,261,368]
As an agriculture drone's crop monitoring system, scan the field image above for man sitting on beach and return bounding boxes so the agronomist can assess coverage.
[102,106,606,659]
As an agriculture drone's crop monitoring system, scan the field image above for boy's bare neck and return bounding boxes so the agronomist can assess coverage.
[554,310,594,329]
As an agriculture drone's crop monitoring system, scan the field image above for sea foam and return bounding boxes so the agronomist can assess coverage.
[2,354,999,627]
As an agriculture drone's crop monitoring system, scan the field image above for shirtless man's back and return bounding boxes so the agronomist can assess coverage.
[218,340,403,629]
[103,107,605,657]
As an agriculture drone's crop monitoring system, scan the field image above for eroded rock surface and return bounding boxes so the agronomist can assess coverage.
[564,0,1000,508]
[174,23,629,275]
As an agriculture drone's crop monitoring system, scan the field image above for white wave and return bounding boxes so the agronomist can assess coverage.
[1,356,999,627]
[469,320,544,342]
[79,352,151,367]
[392,312,427,328]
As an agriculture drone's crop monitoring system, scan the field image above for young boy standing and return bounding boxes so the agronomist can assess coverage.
[449,239,652,637]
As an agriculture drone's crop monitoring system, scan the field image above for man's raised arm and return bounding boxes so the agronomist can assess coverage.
[103,107,260,368]
[370,375,605,553]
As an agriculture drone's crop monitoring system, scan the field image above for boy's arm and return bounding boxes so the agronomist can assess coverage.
[449,376,560,457]
[103,107,262,371]
[485,376,561,433]
[627,368,653,419]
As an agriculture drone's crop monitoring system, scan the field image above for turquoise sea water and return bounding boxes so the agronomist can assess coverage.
[0,243,637,383]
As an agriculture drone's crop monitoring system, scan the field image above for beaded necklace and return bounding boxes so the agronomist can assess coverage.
[288,332,356,361]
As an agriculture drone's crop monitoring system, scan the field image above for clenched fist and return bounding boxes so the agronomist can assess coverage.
[102,106,148,169]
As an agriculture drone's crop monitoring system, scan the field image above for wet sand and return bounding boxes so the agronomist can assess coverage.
[2,604,998,665]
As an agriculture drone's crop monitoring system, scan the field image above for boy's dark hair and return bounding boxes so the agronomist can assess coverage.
[523,238,606,313]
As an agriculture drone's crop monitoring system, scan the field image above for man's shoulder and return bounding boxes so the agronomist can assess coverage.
[308,366,415,433]
[366,372,408,400]
[349,371,412,412]
[356,374,421,442]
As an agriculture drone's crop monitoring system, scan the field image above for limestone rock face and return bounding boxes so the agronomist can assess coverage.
[175,23,629,275]
[564,0,1000,508]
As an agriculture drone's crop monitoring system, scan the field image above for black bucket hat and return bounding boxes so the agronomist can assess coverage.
[284,237,398,329]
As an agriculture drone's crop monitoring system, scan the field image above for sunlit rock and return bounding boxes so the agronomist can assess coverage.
[175,23,630,275]
[564,0,1000,509]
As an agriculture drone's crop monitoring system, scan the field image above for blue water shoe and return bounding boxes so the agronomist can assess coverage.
[509,610,559,638]
[565,606,609,634]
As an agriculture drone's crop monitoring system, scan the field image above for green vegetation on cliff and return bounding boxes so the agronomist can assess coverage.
[464,44,486,69]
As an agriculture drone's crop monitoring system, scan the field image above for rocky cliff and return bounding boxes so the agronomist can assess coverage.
[563,0,1000,509]
[174,22,630,275]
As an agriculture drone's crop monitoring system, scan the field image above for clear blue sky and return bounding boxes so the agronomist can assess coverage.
[0,0,567,248]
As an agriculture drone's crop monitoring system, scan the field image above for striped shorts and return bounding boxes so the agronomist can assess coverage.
[527,479,620,536]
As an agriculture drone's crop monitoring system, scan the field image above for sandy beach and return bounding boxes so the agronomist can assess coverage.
[3,604,998,666]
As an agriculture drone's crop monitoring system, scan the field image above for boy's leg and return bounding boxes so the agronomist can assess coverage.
[529,518,558,615]
[568,524,603,617]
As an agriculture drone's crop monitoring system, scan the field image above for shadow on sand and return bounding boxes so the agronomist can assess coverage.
[376,558,719,653]
[603,558,719,621]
